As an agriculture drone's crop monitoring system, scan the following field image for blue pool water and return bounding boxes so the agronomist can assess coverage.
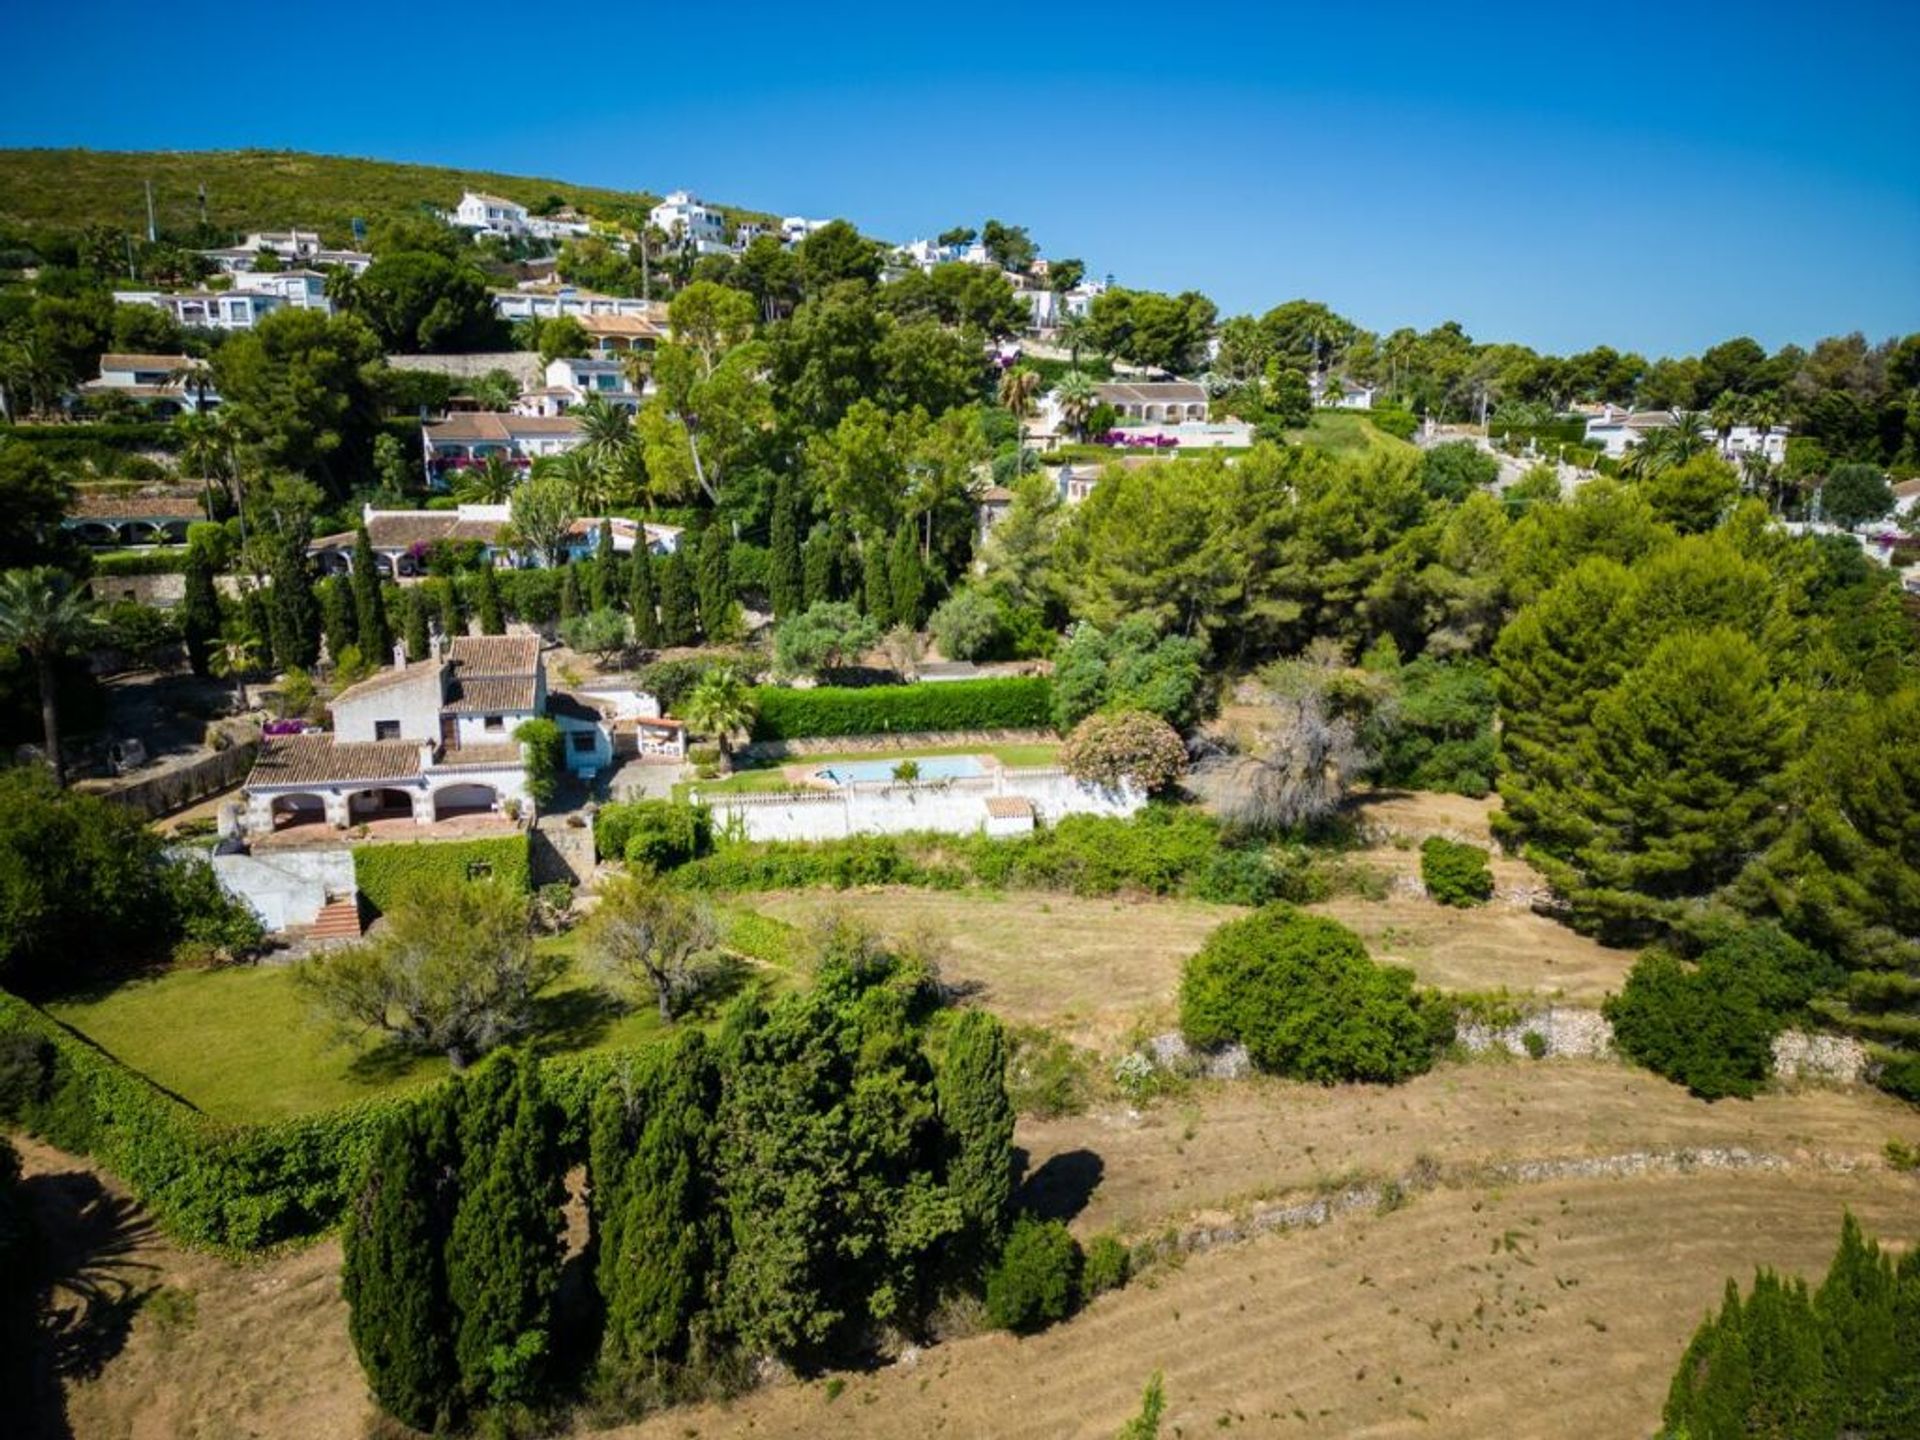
[817,756,986,785]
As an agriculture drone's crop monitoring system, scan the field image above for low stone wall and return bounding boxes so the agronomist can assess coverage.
[1455,1005,1615,1060]
[94,737,259,820]
[1771,1030,1873,1085]
[702,769,1141,842]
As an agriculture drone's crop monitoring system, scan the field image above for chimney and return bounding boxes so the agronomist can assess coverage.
[419,740,437,771]
[430,632,443,664]
[393,642,407,669]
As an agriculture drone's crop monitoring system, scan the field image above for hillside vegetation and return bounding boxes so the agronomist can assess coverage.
[0,148,771,246]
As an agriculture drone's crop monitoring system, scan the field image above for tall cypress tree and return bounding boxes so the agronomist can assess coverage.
[446,1052,565,1411]
[590,522,616,612]
[630,545,660,648]
[889,524,925,630]
[435,577,464,640]
[351,525,391,663]
[402,587,431,661]
[559,563,582,621]
[181,548,220,677]
[769,476,804,618]
[475,564,505,635]
[589,1031,721,1365]
[802,526,835,608]
[244,585,277,671]
[656,549,697,647]
[696,523,735,641]
[318,575,356,666]
[343,1100,459,1434]
[935,1010,1015,1265]
[862,541,893,626]
[268,532,320,670]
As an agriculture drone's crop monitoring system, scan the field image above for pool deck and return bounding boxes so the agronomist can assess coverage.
[773,752,1001,790]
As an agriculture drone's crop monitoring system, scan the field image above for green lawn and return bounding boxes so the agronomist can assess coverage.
[1288,411,1419,458]
[682,741,1063,798]
[47,911,795,1124]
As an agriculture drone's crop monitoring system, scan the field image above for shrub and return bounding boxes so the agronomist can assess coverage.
[1005,1026,1092,1118]
[928,586,1004,662]
[772,601,878,677]
[1059,710,1188,795]
[1179,906,1447,1084]
[514,717,563,806]
[1420,837,1493,907]
[1192,844,1324,907]
[750,676,1053,740]
[593,800,713,870]
[352,836,532,915]
[1051,619,1206,732]
[1080,1233,1131,1300]
[1522,1029,1548,1060]
[985,1217,1083,1333]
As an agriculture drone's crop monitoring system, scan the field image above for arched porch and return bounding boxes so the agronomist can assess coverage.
[432,782,500,820]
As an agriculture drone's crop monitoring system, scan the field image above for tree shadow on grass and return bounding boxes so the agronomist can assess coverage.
[343,1040,440,1087]
[529,984,629,1056]
[1013,1146,1105,1223]
[17,1166,164,1439]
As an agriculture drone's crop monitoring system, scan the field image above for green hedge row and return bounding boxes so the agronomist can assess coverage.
[91,549,189,575]
[352,835,531,914]
[1,422,178,451]
[750,677,1054,740]
[0,987,635,1252]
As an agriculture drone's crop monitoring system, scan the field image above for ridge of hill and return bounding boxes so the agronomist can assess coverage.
[0,147,776,246]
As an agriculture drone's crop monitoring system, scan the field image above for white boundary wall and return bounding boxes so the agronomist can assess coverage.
[697,768,1143,843]
[209,849,357,932]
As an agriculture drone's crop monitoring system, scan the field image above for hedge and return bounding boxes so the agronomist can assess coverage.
[91,549,189,576]
[0,987,637,1252]
[352,834,531,914]
[0,421,178,451]
[750,676,1054,741]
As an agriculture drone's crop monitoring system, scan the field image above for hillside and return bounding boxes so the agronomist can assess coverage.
[0,148,773,246]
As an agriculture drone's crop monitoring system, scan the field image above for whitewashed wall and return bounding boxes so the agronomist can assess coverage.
[699,770,1143,843]
[209,849,356,931]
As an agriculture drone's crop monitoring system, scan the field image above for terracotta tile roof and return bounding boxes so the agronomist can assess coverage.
[310,513,515,552]
[67,491,204,520]
[443,634,541,713]
[444,675,537,714]
[448,634,540,673]
[425,412,583,444]
[329,661,442,709]
[1093,381,1208,405]
[247,736,424,787]
[100,353,199,373]
[984,795,1034,818]
[575,313,667,339]
[430,742,524,770]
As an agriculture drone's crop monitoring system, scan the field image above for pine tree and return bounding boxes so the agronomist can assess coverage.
[402,587,431,662]
[862,542,893,626]
[936,1010,1015,1265]
[475,564,505,635]
[588,521,615,612]
[268,532,320,670]
[351,525,391,662]
[656,549,698,647]
[435,577,464,641]
[181,549,220,677]
[343,1100,459,1434]
[630,545,660,648]
[1815,1211,1902,1414]
[445,1052,565,1410]
[590,1031,720,1365]
[890,524,925,630]
[318,575,356,666]
[769,476,804,618]
[559,563,582,621]
[696,523,736,641]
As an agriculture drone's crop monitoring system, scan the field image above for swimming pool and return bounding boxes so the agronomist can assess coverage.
[815,756,986,786]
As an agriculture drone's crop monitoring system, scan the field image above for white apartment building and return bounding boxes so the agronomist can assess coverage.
[651,191,730,254]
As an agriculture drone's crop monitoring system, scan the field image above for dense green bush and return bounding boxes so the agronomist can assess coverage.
[1660,1214,1920,1439]
[1420,837,1494,907]
[1080,1232,1131,1300]
[593,800,713,870]
[1370,658,1496,796]
[750,676,1053,740]
[1179,907,1451,1083]
[1051,619,1206,732]
[1603,922,1842,1099]
[1192,843,1325,907]
[352,835,531,915]
[90,549,191,576]
[985,1216,1083,1333]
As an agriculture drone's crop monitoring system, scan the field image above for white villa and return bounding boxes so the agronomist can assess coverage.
[420,412,586,486]
[574,312,668,358]
[781,216,834,247]
[1326,378,1375,410]
[512,357,642,417]
[308,503,683,578]
[650,191,730,255]
[243,633,687,838]
[1092,380,1210,424]
[63,490,204,546]
[78,353,219,415]
[454,191,530,237]
[491,286,665,324]
[1582,405,1790,463]
[199,230,372,274]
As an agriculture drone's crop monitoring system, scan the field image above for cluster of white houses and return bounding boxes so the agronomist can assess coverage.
[309,503,682,579]
[241,632,685,839]
[1579,404,1791,463]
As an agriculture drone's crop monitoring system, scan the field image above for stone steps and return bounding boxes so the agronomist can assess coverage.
[304,897,364,941]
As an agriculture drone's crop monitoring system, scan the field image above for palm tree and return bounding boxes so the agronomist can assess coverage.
[1058,312,1093,368]
[1740,450,1777,510]
[1621,411,1712,479]
[208,617,263,714]
[998,365,1042,418]
[535,448,606,517]
[454,452,520,505]
[0,325,70,420]
[172,409,228,517]
[1707,392,1741,455]
[681,666,756,765]
[0,568,100,783]
[1055,369,1098,440]
[572,395,637,506]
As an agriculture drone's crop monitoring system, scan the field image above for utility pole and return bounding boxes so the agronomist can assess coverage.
[144,179,157,243]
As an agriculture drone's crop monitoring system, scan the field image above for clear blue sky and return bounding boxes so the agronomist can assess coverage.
[4,0,1916,356]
